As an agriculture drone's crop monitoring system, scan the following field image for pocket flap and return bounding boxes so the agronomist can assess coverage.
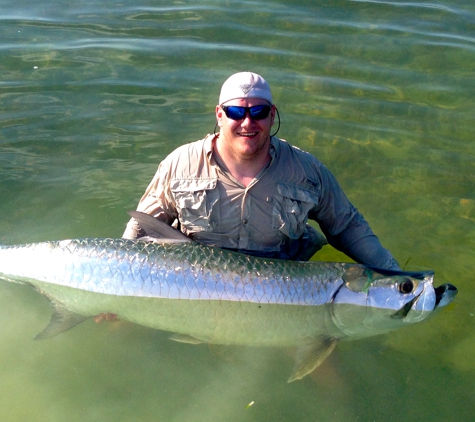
[170,178,217,192]
[277,182,319,204]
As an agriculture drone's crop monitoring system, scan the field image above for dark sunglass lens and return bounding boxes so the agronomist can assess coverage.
[249,105,270,120]
[224,106,245,120]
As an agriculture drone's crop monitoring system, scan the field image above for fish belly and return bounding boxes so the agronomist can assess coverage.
[27,280,341,347]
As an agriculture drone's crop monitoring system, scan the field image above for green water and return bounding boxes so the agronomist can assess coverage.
[1,0,474,420]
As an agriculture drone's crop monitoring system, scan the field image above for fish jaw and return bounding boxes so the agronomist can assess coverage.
[392,279,457,324]
[402,282,458,324]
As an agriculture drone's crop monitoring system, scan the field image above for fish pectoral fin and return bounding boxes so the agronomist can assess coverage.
[34,299,89,340]
[288,337,340,383]
[169,333,206,344]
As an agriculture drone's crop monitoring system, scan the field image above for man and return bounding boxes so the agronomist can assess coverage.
[123,71,400,269]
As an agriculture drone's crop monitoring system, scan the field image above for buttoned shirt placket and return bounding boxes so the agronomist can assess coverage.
[237,155,274,251]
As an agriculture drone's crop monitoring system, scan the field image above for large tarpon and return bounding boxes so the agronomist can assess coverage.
[0,212,457,382]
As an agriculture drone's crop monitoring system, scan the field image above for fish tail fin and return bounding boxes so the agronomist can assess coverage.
[34,298,89,340]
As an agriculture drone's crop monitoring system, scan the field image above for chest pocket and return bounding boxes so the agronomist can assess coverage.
[171,178,218,233]
[273,182,319,239]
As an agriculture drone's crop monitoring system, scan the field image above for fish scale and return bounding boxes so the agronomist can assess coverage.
[0,239,345,304]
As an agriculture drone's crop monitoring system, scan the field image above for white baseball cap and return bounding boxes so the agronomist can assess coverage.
[218,72,273,105]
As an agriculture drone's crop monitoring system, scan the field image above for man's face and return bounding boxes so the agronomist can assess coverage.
[215,98,275,162]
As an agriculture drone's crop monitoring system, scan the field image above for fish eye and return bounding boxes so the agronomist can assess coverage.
[398,278,415,294]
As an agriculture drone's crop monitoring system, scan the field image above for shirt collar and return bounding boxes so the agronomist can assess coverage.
[204,133,216,158]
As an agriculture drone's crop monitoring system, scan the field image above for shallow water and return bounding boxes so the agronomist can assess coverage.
[1,0,474,420]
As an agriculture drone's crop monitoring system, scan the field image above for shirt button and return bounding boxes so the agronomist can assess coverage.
[243,219,248,225]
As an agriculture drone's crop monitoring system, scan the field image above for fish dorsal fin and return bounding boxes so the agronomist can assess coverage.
[128,211,191,243]
[34,298,89,340]
[288,336,340,383]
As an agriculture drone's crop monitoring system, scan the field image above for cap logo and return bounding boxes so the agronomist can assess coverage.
[239,84,253,94]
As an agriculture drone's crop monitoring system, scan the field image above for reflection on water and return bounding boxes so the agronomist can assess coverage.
[1,0,475,420]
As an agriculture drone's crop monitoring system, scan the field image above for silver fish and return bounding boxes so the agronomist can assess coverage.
[0,212,457,382]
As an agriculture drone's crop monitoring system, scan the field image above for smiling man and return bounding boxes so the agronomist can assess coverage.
[214,97,274,186]
[123,72,400,268]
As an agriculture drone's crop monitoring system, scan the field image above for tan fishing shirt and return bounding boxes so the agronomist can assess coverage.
[123,134,399,268]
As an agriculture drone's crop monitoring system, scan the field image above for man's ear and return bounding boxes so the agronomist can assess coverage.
[215,105,223,127]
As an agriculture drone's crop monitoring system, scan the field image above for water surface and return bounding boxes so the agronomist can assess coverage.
[1,0,474,421]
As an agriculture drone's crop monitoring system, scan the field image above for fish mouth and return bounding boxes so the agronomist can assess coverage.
[434,283,458,307]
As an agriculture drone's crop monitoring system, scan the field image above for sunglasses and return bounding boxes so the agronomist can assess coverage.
[221,105,272,120]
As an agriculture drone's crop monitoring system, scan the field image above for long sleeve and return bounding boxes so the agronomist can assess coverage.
[323,212,401,270]
[122,160,178,239]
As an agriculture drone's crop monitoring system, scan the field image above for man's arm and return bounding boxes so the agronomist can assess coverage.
[310,163,400,270]
[323,213,401,270]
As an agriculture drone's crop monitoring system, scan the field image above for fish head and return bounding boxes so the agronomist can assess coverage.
[331,265,457,339]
